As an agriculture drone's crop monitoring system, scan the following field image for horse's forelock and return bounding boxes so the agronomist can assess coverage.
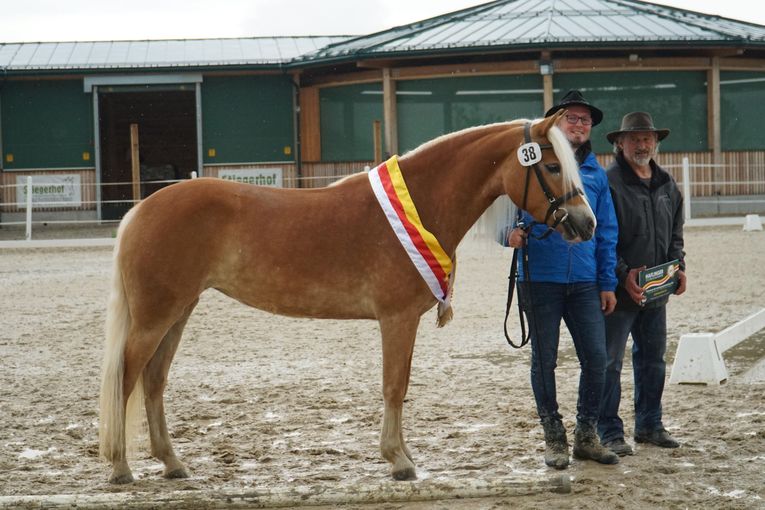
[545,123,588,203]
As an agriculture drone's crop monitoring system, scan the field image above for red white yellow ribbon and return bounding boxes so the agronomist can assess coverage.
[368,156,453,304]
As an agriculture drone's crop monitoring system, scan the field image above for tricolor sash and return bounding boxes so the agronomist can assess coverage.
[368,156,453,304]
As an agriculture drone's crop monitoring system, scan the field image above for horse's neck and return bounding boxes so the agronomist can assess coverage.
[399,125,512,254]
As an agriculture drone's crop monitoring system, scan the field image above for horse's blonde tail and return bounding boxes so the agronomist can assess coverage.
[436,252,457,328]
[99,206,144,461]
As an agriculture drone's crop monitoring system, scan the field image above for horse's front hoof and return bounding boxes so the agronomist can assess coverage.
[108,472,135,484]
[164,467,190,479]
[391,466,417,481]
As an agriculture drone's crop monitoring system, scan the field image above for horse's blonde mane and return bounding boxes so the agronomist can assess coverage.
[405,120,526,158]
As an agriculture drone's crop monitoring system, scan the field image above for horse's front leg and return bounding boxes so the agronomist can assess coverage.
[379,312,420,480]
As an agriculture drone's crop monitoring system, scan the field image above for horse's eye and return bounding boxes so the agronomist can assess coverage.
[546,164,561,174]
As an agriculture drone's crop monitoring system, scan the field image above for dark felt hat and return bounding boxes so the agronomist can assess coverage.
[544,89,603,126]
[607,111,670,144]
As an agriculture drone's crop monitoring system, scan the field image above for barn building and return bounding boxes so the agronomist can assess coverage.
[2,0,765,223]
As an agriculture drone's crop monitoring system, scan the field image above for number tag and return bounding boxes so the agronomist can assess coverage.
[517,142,542,166]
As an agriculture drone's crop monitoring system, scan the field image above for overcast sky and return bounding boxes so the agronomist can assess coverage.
[1,0,764,43]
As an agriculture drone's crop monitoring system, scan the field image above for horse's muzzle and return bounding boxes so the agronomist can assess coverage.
[560,208,595,242]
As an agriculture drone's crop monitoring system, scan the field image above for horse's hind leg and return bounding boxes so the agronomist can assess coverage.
[108,324,169,484]
[143,299,198,479]
[379,312,420,481]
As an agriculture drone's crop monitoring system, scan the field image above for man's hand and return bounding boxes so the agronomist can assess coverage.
[625,266,646,305]
[507,228,527,248]
[600,291,616,315]
[674,270,687,295]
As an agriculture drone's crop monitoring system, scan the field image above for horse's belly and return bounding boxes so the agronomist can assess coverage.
[213,276,377,320]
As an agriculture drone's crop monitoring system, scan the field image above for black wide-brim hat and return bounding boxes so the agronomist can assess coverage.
[544,89,603,126]
[606,111,670,144]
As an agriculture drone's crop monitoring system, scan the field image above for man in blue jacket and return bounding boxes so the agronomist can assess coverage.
[507,90,619,469]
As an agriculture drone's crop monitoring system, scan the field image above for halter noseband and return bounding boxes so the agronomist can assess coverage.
[520,122,584,240]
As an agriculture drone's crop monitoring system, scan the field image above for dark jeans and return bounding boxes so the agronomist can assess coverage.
[598,306,668,443]
[521,282,607,427]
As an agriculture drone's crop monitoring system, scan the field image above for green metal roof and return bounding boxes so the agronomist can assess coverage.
[2,0,765,74]
[298,0,765,63]
[0,36,351,72]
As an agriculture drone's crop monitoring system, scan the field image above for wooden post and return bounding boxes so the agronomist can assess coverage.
[382,68,398,157]
[543,75,554,113]
[707,57,722,194]
[541,51,554,112]
[130,123,141,203]
[373,120,382,164]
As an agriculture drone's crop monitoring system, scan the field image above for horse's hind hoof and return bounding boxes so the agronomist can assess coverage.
[164,468,190,479]
[108,472,135,484]
[392,466,417,481]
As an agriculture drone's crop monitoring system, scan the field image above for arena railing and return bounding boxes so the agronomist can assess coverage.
[1,161,763,242]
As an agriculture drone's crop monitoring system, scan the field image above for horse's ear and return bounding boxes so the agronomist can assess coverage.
[533,109,566,136]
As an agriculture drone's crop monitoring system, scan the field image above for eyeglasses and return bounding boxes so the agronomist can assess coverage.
[564,114,593,126]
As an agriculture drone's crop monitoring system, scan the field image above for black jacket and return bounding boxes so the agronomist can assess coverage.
[607,153,685,311]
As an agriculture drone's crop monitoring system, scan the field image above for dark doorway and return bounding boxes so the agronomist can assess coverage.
[99,88,197,220]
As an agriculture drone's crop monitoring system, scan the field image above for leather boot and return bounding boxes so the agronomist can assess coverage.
[573,422,619,465]
[541,418,569,469]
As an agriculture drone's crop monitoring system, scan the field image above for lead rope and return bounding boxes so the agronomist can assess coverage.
[503,219,532,348]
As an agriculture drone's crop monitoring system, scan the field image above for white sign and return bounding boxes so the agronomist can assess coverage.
[16,174,82,208]
[517,142,543,166]
[218,168,283,188]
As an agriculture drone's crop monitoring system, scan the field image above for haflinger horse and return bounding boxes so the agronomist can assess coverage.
[99,110,595,484]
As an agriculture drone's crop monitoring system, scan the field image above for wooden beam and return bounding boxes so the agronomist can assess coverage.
[383,68,398,157]
[373,120,382,164]
[719,57,765,71]
[708,56,722,191]
[394,60,538,80]
[543,75,554,112]
[299,70,382,88]
[130,123,140,203]
[553,56,711,72]
[294,54,765,90]
[299,86,321,162]
[541,51,553,112]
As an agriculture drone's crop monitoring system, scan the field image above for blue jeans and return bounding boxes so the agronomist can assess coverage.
[520,282,607,427]
[598,306,668,443]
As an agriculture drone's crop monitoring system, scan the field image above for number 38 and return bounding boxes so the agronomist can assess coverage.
[520,145,538,163]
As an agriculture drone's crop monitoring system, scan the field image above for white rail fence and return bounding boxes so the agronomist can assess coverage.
[670,308,765,385]
[1,158,764,240]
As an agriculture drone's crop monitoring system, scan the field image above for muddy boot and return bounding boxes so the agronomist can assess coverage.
[541,418,570,469]
[573,423,619,465]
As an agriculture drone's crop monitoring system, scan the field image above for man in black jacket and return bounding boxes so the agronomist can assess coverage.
[598,112,687,456]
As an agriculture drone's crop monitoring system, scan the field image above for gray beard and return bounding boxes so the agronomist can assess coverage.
[633,155,652,166]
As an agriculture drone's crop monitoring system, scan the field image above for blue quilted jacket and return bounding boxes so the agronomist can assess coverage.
[515,150,618,292]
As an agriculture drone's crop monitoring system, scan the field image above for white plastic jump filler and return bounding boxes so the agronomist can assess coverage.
[670,308,765,384]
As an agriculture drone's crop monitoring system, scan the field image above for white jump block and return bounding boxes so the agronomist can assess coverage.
[670,308,765,385]
[669,333,728,384]
[743,214,763,231]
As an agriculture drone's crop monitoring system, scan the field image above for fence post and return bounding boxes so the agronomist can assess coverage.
[25,176,33,241]
[682,157,691,222]
[130,123,141,203]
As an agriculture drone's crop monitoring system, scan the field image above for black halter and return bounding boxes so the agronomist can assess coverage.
[503,122,586,348]
[520,122,584,240]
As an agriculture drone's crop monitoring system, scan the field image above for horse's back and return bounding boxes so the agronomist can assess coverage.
[118,177,416,319]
